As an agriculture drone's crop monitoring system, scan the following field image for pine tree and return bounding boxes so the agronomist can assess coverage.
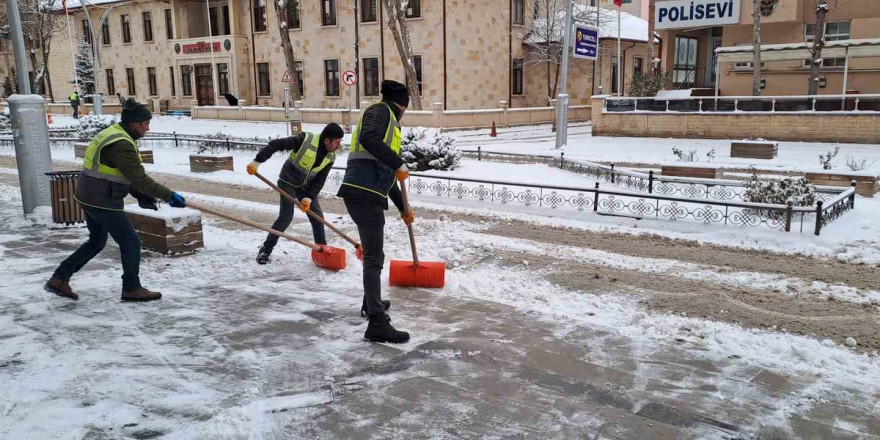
[70,39,95,95]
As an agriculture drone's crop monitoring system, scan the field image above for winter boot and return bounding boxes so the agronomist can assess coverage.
[364,314,410,344]
[121,287,162,302]
[256,245,271,265]
[44,277,78,301]
[360,299,391,318]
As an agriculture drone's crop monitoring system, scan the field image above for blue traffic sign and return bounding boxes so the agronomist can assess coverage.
[573,24,599,60]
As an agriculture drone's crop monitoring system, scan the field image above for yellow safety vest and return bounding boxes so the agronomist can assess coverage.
[280,132,337,188]
[81,124,141,185]
[341,103,402,198]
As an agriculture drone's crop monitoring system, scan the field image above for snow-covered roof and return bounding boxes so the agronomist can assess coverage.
[524,5,651,46]
[716,38,880,62]
[51,0,125,12]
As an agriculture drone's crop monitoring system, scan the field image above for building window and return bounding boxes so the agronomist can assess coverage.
[362,0,377,23]
[363,57,379,96]
[210,7,219,35]
[217,63,229,95]
[254,0,267,32]
[147,67,157,96]
[287,0,301,29]
[322,0,337,26]
[405,0,420,18]
[412,55,422,93]
[513,0,524,25]
[101,20,110,45]
[805,20,850,43]
[126,68,136,95]
[165,9,173,39]
[512,58,523,95]
[324,59,339,96]
[121,15,131,43]
[633,56,644,76]
[82,20,91,45]
[106,69,115,96]
[169,66,176,96]
[222,6,231,34]
[295,60,305,97]
[802,57,846,68]
[182,65,193,96]
[258,62,271,96]
[143,12,153,42]
[612,56,619,94]
[672,36,698,87]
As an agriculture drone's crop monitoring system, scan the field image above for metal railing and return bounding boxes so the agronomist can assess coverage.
[605,94,880,113]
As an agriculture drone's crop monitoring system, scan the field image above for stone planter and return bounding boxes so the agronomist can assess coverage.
[125,205,204,255]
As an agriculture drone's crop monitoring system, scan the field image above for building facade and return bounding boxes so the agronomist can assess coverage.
[1,0,652,111]
[655,0,880,96]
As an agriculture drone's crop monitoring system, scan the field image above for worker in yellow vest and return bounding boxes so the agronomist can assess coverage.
[46,98,187,302]
[246,123,344,264]
[69,91,80,119]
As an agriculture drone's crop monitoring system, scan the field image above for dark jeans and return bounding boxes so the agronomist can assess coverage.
[343,199,386,316]
[71,103,79,119]
[52,206,142,292]
[262,181,326,251]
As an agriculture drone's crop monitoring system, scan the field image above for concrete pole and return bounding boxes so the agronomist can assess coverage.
[6,0,32,94]
[555,0,574,149]
[617,8,622,96]
[9,95,53,214]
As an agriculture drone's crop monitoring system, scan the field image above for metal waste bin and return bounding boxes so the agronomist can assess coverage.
[45,171,84,225]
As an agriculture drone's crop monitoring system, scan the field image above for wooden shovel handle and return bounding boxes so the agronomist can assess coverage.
[399,178,420,267]
[252,171,362,250]
[186,200,320,251]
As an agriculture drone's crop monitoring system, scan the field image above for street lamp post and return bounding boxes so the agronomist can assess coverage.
[79,1,114,115]
[555,0,574,149]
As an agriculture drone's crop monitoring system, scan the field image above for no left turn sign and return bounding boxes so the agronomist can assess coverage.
[342,70,357,86]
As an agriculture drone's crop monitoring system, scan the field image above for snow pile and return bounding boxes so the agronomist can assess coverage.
[124,204,201,233]
[400,129,461,171]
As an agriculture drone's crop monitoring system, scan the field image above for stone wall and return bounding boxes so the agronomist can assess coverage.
[591,97,880,144]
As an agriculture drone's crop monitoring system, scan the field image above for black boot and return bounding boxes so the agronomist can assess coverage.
[256,245,271,265]
[364,314,410,344]
[360,299,391,318]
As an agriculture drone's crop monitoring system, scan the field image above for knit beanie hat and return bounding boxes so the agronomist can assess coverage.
[381,80,410,108]
[321,122,344,140]
[120,98,152,124]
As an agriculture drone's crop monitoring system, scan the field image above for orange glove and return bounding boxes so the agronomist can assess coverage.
[395,165,409,181]
[401,208,414,225]
[246,160,260,175]
[297,197,311,212]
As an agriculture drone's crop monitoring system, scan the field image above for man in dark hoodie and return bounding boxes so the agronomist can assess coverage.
[45,98,187,302]
[246,123,344,264]
[338,80,413,344]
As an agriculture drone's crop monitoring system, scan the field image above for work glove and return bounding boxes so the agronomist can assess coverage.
[246,160,260,175]
[297,197,311,212]
[401,207,414,225]
[395,164,409,181]
[137,194,159,211]
[168,191,186,208]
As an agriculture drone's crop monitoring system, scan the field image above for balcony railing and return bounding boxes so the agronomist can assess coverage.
[605,94,880,113]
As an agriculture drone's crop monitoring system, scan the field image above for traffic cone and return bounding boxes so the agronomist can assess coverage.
[490,121,497,137]
[46,113,53,125]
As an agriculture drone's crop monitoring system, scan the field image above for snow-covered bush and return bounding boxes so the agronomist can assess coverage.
[628,71,672,97]
[400,129,461,171]
[671,147,699,162]
[744,169,817,220]
[0,107,11,131]
[196,132,267,154]
[845,155,876,172]
[76,114,117,140]
[819,147,839,170]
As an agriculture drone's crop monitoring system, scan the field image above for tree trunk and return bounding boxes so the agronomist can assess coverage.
[808,0,829,96]
[381,0,423,110]
[274,0,301,101]
[752,0,762,96]
[648,0,656,73]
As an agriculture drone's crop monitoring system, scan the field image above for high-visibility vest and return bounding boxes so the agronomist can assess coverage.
[81,124,141,185]
[341,103,402,198]
[69,93,78,101]
[280,132,336,188]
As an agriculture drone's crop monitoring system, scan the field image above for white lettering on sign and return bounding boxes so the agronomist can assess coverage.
[655,0,741,30]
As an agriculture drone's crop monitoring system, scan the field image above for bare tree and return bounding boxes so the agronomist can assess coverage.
[3,0,63,100]
[273,0,301,101]
[751,0,763,95]
[381,0,422,110]
[647,0,656,73]
[806,0,829,96]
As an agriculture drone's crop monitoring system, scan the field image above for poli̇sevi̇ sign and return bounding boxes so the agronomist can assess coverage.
[655,0,741,30]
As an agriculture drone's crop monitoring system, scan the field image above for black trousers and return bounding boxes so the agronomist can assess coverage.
[343,199,386,316]
[53,206,142,292]
[262,180,326,251]
[71,103,79,119]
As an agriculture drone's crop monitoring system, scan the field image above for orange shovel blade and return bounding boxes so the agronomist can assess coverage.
[389,260,446,288]
[311,245,346,271]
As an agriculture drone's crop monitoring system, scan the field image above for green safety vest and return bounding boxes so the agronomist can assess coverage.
[81,124,141,185]
[70,93,78,101]
[280,132,337,188]
[341,103,402,198]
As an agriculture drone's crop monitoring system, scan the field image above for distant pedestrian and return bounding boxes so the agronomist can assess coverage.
[69,91,80,119]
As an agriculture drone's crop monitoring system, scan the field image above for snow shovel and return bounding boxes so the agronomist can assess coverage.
[251,170,364,261]
[186,200,346,271]
[389,178,446,288]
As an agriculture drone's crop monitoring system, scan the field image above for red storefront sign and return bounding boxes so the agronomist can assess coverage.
[182,42,221,54]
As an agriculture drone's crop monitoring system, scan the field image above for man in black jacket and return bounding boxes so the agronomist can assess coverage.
[338,80,413,344]
[46,98,187,302]
[247,123,344,264]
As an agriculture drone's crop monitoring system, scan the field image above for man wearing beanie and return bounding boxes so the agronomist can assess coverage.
[45,98,187,302]
[247,123,344,264]
[338,79,413,344]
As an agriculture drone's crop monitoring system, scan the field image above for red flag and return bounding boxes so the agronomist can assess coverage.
[613,0,622,6]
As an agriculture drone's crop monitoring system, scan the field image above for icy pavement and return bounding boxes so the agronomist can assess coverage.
[1,185,879,439]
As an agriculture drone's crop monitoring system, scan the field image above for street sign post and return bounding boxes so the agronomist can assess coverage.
[342,70,358,86]
[282,71,293,83]
[573,24,599,60]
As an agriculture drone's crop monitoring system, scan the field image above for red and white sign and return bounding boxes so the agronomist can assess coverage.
[182,42,221,54]
[282,71,293,82]
[342,70,358,86]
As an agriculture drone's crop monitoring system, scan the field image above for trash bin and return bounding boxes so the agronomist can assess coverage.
[45,171,84,225]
